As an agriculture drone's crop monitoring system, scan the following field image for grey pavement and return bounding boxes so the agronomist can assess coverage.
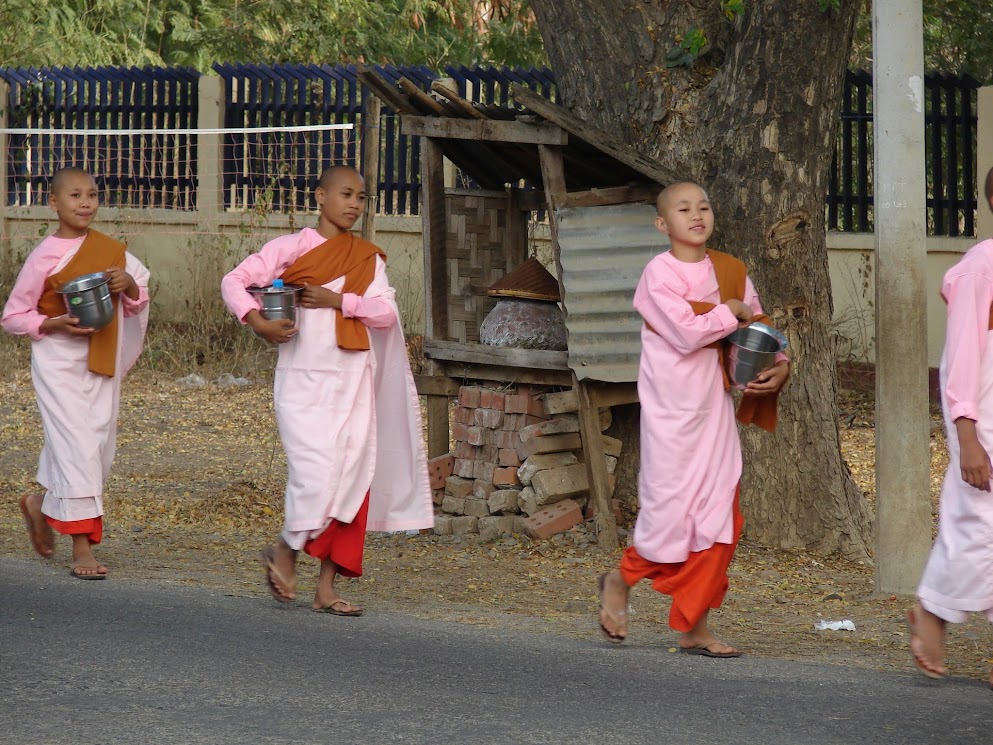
[1,556,991,745]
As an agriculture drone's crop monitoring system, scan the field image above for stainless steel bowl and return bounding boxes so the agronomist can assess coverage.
[57,271,114,330]
[725,322,788,389]
[247,283,303,325]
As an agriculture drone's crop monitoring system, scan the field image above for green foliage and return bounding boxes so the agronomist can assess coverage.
[818,0,840,12]
[720,0,746,22]
[665,26,709,69]
[0,0,546,70]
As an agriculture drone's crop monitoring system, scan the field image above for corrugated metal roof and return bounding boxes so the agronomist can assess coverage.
[557,204,669,383]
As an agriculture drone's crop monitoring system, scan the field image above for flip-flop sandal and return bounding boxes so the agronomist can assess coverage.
[313,600,364,617]
[679,642,742,658]
[597,572,627,644]
[260,547,294,603]
[19,495,55,558]
[70,566,107,580]
[905,607,946,680]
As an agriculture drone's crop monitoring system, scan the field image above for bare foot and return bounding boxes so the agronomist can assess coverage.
[597,571,629,643]
[19,493,55,558]
[261,542,297,602]
[907,604,946,679]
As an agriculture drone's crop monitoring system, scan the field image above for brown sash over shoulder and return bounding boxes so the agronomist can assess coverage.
[36,229,126,378]
[280,232,387,351]
[648,249,782,433]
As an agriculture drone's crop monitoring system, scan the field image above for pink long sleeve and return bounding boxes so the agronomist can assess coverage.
[221,233,306,322]
[634,258,738,354]
[942,269,993,422]
[0,242,65,339]
[340,257,397,329]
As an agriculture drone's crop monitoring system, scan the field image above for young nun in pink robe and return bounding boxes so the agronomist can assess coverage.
[597,182,789,656]
[2,167,150,580]
[221,165,432,615]
[908,166,993,687]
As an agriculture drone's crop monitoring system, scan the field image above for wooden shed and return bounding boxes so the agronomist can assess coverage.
[359,68,671,549]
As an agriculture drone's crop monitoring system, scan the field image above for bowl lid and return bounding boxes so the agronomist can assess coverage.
[487,257,561,302]
[247,284,303,295]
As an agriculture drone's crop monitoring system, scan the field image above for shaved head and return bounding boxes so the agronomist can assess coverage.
[656,181,709,215]
[318,165,363,191]
[51,166,94,195]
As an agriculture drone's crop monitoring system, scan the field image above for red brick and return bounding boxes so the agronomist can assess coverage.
[498,448,522,467]
[526,397,549,418]
[453,458,475,478]
[493,466,522,487]
[517,432,583,459]
[455,440,477,460]
[522,499,583,540]
[495,430,519,449]
[479,389,506,411]
[504,394,529,414]
[478,444,499,462]
[458,386,482,408]
[465,426,485,446]
[473,408,504,429]
[456,406,475,425]
[452,422,469,443]
[426,454,455,490]
[473,460,496,482]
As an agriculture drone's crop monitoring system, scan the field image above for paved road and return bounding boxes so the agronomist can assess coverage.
[1,557,990,744]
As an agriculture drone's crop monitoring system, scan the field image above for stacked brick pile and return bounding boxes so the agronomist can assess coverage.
[426,383,623,542]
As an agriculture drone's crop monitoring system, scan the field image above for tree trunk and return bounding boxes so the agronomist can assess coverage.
[529,0,871,557]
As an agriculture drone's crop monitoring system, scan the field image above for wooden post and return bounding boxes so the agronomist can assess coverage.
[361,95,381,242]
[421,135,451,457]
[978,87,993,240]
[539,143,618,550]
[196,75,225,228]
[0,80,9,244]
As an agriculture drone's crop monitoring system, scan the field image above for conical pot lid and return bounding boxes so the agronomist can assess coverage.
[487,256,561,301]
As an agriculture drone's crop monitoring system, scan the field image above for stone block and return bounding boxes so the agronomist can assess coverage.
[519,415,580,442]
[451,516,479,535]
[493,466,522,488]
[444,475,474,498]
[478,444,499,462]
[513,515,531,535]
[606,455,618,475]
[517,487,539,516]
[531,463,590,503]
[473,481,496,499]
[521,499,583,540]
[542,389,579,416]
[463,426,484,446]
[602,435,623,458]
[517,451,580,486]
[458,386,483,408]
[488,489,521,515]
[518,432,583,460]
[479,515,515,542]
[441,495,466,515]
[432,488,445,506]
[453,458,475,478]
[463,498,490,518]
[599,407,612,431]
[498,448,522,468]
[472,460,496,483]
[433,514,454,535]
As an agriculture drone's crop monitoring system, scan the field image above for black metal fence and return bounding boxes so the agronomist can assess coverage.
[1,64,983,236]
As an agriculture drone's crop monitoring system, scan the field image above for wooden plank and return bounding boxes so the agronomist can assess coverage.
[557,184,659,209]
[424,339,570,370]
[574,375,619,550]
[398,77,450,116]
[414,374,461,397]
[401,115,568,146]
[503,188,527,278]
[512,84,671,185]
[430,79,488,119]
[538,144,568,311]
[431,359,574,387]
[589,382,640,409]
[356,64,419,114]
[360,95,381,242]
[421,138,448,341]
[542,389,580,415]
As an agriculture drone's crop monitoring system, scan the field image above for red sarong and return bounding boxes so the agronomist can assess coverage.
[620,487,744,632]
[45,516,103,544]
[302,492,370,577]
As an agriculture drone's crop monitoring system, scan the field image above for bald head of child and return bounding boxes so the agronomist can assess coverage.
[48,167,99,238]
[655,181,714,258]
[315,166,366,236]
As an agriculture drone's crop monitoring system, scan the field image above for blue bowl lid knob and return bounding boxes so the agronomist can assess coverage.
[272,278,284,288]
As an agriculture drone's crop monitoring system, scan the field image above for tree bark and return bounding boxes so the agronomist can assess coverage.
[529,0,871,557]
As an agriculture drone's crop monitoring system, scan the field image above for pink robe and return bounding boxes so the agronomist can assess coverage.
[918,238,993,623]
[632,251,768,563]
[220,227,433,543]
[1,234,150,521]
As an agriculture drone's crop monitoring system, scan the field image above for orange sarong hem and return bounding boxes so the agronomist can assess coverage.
[44,515,103,544]
[302,492,370,577]
[620,487,744,632]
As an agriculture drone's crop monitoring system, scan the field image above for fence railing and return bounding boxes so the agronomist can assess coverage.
[1,64,983,236]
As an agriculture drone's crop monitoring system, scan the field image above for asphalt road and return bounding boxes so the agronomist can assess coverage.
[1,557,991,744]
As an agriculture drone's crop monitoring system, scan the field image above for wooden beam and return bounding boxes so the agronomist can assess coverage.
[574,375,619,550]
[421,138,448,342]
[355,64,419,114]
[398,77,450,116]
[426,393,451,458]
[589,382,640,409]
[557,184,659,209]
[424,339,570,371]
[401,115,568,146]
[431,359,574,387]
[361,95,381,242]
[538,144,568,312]
[512,84,670,185]
[430,80,488,120]
[414,374,462,397]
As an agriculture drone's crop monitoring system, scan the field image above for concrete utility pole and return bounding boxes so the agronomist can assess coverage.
[872,0,932,594]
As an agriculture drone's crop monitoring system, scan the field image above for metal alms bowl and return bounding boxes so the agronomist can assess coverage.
[57,271,114,329]
[725,321,788,389]
[247,283,303,325]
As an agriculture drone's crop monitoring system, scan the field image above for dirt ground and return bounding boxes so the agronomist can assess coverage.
[2,364,992,684]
